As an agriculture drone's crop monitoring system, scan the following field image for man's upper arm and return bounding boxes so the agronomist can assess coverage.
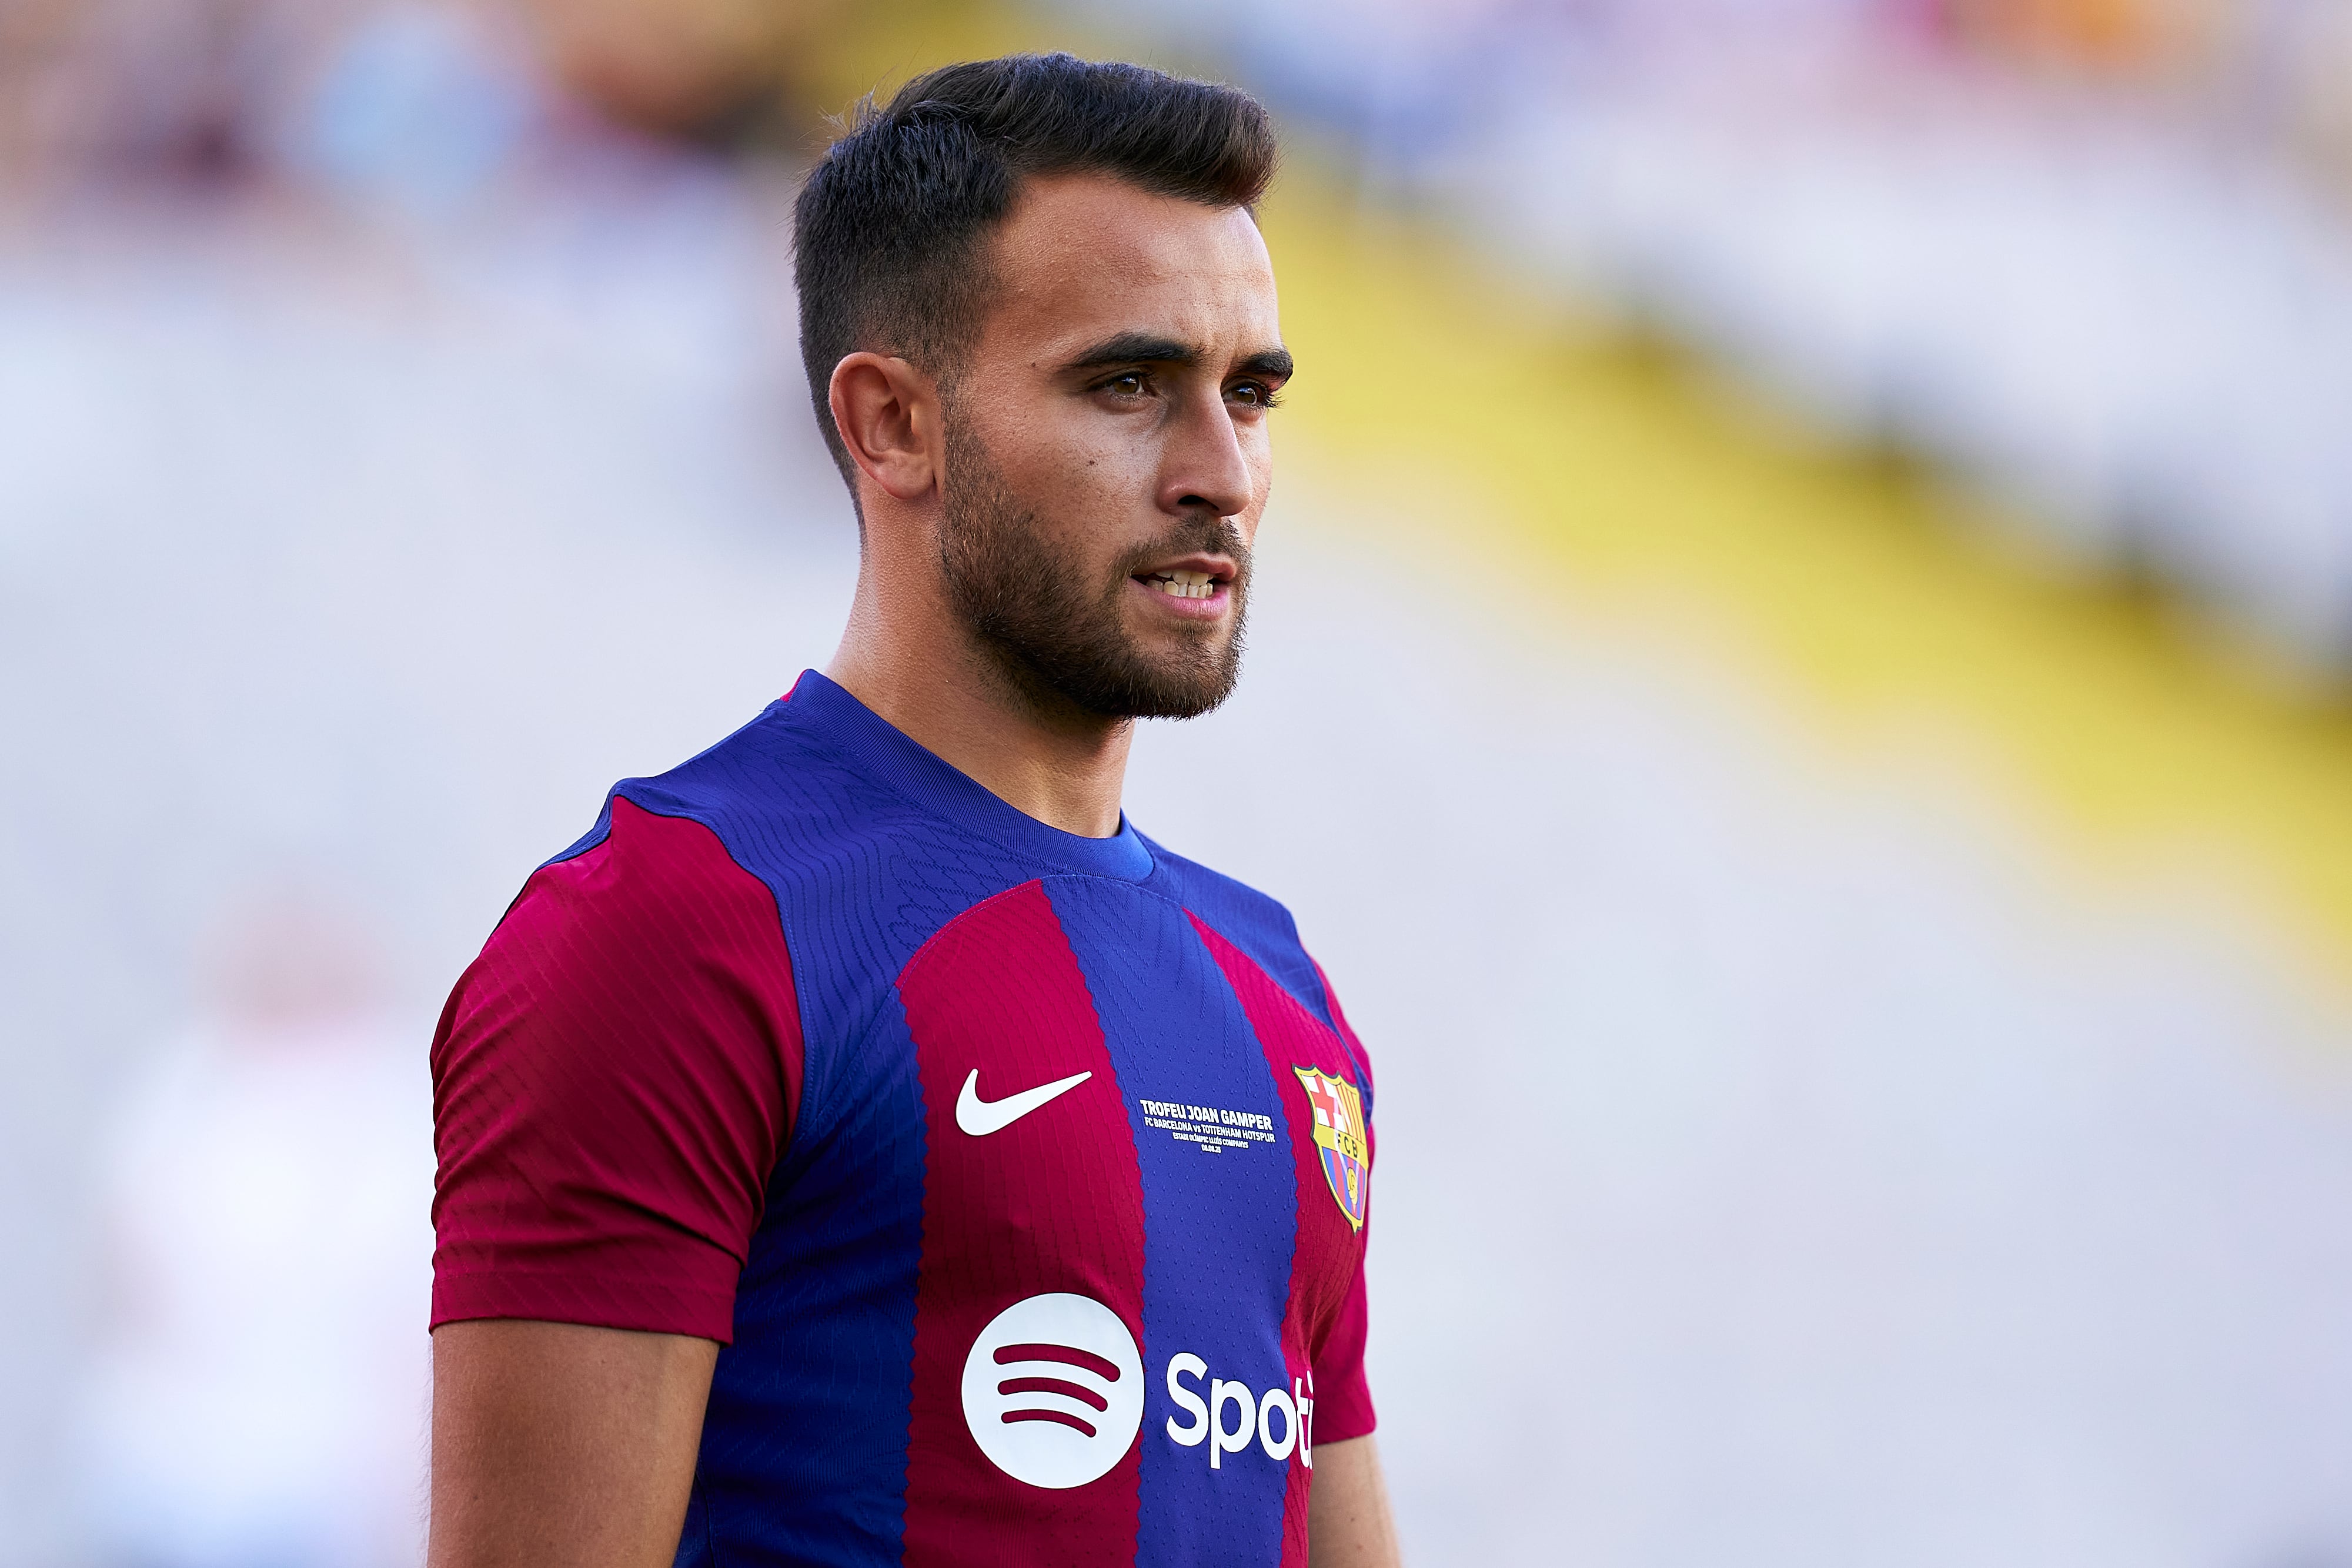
[430,795,804,1340]
[429,1320,718,1568]
[427,798,807,1556]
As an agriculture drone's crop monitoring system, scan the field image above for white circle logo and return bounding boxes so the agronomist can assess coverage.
[960,1292,1145,1489]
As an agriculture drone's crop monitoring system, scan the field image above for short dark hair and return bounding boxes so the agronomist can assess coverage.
[793,53,1278,487]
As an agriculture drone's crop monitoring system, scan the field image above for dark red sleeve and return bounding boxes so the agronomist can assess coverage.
[1309,959,1378,1443]
[1313,1268,1375,1445]
[430,797,804,1343]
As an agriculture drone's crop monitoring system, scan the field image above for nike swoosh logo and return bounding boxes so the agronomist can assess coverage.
[956,1068,1093,1136]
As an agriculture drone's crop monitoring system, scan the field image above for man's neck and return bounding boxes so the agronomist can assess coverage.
[825,576,1134,841]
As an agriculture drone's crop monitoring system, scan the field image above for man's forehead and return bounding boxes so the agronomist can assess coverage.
[984,172,1279,355]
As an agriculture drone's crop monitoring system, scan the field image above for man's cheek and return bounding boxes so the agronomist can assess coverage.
[1059,452,1157,527]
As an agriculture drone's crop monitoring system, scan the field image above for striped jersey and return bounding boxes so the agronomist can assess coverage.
[430,671,1377,1566]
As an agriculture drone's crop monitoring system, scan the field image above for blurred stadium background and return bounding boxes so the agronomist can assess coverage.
[8,0,2352,1563]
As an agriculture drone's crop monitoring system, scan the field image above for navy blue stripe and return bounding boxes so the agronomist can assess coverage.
[1046,878,1296,1566]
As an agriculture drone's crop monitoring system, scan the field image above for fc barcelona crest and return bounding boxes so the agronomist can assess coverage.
[1292,1067,1368,1231]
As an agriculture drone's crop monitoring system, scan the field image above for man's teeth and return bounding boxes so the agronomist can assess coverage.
[1148,570,1218,600]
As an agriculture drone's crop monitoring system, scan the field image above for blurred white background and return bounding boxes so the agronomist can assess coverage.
[8,2,2352,1564]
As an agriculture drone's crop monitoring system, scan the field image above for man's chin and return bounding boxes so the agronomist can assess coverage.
[1014,638,1242,722]
[1124,651,1244,721]
[1112,624,1244,716]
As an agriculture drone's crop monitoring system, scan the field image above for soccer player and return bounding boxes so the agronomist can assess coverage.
[427,54,1399,1568]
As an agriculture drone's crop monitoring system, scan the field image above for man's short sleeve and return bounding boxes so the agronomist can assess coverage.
[1308,959,1377,1444]
[1312,1265,1376,1445]
[429,797,804,1344]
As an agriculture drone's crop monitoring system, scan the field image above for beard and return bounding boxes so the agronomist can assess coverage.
[937,417,1249,721]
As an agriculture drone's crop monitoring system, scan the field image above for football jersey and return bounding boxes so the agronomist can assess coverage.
[430,671,1377,1567]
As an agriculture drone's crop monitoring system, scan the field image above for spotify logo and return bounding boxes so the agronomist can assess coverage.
[961,1293,1146,1489]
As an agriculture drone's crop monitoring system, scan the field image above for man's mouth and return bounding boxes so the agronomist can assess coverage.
[1141,569,1221,601]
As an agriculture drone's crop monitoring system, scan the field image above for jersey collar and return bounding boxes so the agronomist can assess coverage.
[783,670,1157,884]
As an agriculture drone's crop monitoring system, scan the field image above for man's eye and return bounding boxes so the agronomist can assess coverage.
[1102,373,1147,396]
[1228,380,1281,409]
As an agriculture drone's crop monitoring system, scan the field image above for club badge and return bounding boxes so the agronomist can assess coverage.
[1292,1066,1368,1231]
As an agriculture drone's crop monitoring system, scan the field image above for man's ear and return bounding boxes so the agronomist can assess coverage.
[828,352,941,504]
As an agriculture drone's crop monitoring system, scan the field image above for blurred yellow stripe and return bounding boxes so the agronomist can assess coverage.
[1264,191,2352,984]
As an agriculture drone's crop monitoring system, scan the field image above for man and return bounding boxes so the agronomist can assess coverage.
[428,54,1400,1568]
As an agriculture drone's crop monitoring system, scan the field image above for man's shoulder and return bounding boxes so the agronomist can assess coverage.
[545,696,916,889]
[1138,834,1338,1035]
[518,700,1043,1007]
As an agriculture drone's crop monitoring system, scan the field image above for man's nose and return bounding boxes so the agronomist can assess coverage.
[1156,392,1255,519]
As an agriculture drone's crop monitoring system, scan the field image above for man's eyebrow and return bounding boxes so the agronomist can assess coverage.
[1060,333,1197,372]
[1060,335,1298,386]
[1237,346,1295,381]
